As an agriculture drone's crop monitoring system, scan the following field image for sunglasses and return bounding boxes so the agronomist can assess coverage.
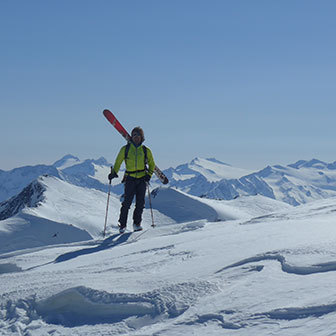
[132,133,141,137]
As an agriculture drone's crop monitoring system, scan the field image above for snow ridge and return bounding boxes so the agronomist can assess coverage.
[0,179,46,220]
[216,251,336,276]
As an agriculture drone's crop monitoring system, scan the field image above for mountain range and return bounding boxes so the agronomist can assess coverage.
[1,155,336,206]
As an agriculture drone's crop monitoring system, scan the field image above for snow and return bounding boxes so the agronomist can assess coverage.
[151,187,292,223]
[52,154,81,170]
[188,158,252,182]
[3,155,336,208]
[172,157,253,183]
[1,173,336,335]
[0,176,289,255]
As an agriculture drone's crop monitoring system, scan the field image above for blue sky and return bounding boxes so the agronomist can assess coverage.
[1,0,336,171]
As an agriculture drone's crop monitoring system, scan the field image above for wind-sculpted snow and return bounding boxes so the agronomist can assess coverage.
[259,302,336,320]
[178,313,242,330]
[36,286,160,326]
[2,188,336,334]
[1,282,218,332]
[216,252,336,276]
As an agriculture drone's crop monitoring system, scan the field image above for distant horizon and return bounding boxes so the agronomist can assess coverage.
[1,153,335,173]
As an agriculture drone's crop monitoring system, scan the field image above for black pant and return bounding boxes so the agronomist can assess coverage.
[119,176,146,228]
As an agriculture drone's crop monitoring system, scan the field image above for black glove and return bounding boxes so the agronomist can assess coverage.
[144,174,151,183]
[108,171,118,181]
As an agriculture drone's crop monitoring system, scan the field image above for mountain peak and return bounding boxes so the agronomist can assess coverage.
[288,159,327,169]
[53,154,80,169]
[304,159,327,168]
[190,157,231,167]
[0,178,46,220]
[91,157,109,165]
[206,158,231,166]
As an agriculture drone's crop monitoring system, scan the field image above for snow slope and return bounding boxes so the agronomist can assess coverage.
[150,187,292,223]
[1,197,336,335]
[0,176,290,255]
[0,176,148,254]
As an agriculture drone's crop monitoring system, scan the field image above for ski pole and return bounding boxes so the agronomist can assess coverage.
[103,167,113,238]
[147,183,155,228]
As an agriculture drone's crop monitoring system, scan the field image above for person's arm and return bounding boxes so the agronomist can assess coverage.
[146,148,155,177]
[113,146,126,175]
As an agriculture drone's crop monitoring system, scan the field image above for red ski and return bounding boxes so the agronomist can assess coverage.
[103,109,169,184]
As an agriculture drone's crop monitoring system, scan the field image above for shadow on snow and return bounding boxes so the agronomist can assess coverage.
[54,233,133,263]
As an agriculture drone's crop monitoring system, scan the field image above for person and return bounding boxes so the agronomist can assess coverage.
[108,127,155,233]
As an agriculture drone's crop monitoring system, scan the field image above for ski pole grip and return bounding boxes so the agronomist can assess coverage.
[108,166,114,183]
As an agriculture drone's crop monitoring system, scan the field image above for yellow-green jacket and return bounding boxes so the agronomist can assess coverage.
[113,143,155,179]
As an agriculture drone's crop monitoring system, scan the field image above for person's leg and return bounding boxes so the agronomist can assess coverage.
[133,179,147,226]
[119,178,136,228]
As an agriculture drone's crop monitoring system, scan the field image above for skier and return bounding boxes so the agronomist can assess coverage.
[108,127,155,233]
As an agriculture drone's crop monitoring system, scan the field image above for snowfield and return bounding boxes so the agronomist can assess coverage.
[1,176,336,335]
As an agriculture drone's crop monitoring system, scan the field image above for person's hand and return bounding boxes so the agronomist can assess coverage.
[144,174,151,183]
[108,171,118,181]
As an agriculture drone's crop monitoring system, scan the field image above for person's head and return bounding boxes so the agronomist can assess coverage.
[131,127,145,145]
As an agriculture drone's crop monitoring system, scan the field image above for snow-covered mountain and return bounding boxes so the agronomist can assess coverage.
[0,164,62,203]
[0,155,114,203]
[2,156,336,207]
[166,157,253,183]
[163,157,336,206]
[205,159,336,206]
[162,157,253,196]
[53,154,81,169]
[0,156,253,203]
